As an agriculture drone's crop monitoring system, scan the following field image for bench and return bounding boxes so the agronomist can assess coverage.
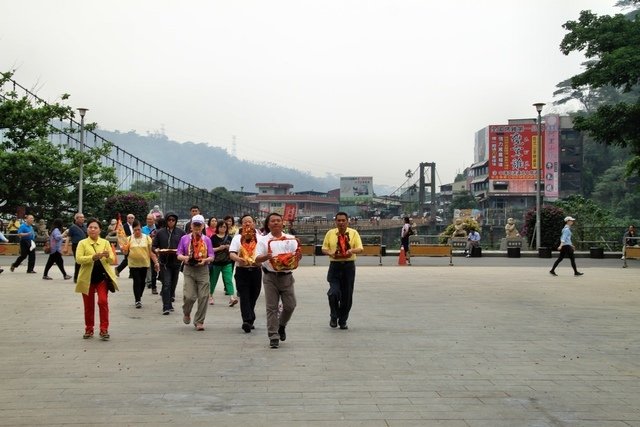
[299,245,315,256]
[409,244,453,265]
[0,243,20,256]
[623,246,640,268]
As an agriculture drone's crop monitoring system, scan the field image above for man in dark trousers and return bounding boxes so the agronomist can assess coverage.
[10,215,37,274]
[65,212,87,282]
[321,212,363,330]
[152,212,186,315]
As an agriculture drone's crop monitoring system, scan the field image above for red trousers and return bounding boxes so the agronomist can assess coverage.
[82,280,109,333]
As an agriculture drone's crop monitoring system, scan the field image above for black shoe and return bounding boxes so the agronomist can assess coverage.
[162,309,170,315]
[270,338,279,349]
[242,322,252,333]
[278,325,286,341]
[27,270,37,274]
[0,269,3,274]
[329,318,338,328]
[339,324,348,330]
[151,288,158,295]
[549,270,557,276]
[574,272,584,276]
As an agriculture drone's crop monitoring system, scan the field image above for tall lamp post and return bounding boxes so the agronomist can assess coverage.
[77,108,89,214]
[533,102,545,250]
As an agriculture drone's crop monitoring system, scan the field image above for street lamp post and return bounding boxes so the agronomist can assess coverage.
[533,102,545,250]
[77,108,89,214]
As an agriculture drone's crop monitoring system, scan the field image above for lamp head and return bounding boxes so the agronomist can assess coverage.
[77,108,89,118]
[533,103,545,114]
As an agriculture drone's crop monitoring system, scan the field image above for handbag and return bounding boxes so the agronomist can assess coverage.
[43,239,51,254]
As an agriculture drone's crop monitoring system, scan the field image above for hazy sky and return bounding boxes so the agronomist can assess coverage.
[2,1,620,190]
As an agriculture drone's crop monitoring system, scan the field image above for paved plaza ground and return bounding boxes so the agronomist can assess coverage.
[0,255,639,426]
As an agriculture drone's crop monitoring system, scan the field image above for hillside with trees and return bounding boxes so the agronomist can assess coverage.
[97,129,340,193]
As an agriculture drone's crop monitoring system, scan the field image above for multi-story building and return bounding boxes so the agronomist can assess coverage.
[245,183,339,219]
[471,115,583,226]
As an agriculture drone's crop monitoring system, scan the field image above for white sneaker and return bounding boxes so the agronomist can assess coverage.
[621,256,625,260]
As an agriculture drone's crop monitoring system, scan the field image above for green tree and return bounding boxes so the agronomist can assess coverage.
[0,71,116,221]
[104,192,150,224]
[591,165,640,222]
[522,205,566,249]
[448,192,478,219]
[560,6,640,176]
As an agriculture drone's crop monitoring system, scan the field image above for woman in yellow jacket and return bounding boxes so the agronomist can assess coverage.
[75,218,119,340]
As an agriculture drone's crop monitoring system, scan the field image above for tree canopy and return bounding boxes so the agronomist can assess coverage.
[560,6,640,176]
[0,71,117,222]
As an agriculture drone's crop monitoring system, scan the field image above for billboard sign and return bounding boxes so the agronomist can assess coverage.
[283,204,297,222]
[542,114,560,200]
[488,124,545,180]
[340,176,373,203]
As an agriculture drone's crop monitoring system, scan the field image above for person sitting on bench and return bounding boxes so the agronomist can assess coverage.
[465,230,480,257]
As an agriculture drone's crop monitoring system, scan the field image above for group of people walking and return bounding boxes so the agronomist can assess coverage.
[11,207,363,349]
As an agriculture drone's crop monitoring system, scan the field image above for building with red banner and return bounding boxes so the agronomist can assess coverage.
[471,115,583,226]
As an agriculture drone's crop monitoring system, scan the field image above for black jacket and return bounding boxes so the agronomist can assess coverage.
[152,226,186,267]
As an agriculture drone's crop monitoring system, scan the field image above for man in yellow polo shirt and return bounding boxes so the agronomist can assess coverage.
[321,212,363,330]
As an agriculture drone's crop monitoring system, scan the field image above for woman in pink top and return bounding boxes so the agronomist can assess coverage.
[206,217,217,239]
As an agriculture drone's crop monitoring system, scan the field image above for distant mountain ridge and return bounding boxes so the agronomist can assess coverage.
[96,129,340,193]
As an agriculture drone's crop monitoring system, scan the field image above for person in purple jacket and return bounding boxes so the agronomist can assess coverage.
[176,215,214,331]
[42,218,72,280]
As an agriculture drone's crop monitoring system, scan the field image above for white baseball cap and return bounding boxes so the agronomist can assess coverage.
[191,214,205,225]
[564,216,576,222]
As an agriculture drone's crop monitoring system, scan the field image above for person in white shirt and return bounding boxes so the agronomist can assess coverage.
[255,212,301,349]
[229,214,263,334]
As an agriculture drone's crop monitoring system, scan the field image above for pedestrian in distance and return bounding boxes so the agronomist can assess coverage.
[10,214,37,274]
[400,216,412,265]
[321,211,363,330]
[0,230,8,274]
[115,214,135,277]
[152,212,186,315]
[550,216,583,277]
[62,213,87,283]
[122,220,159,309]
[42,218,72,280]
[206,216,217,239]
[75,218,119,340]
[208,220,238,307]
[142,214,159,294]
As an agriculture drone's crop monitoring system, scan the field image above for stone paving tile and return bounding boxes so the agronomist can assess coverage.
[0,258,639,426]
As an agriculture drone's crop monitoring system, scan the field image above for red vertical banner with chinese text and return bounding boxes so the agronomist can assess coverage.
[283,204,297,222]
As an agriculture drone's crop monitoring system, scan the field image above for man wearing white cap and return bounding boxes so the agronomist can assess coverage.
[550,216,583,276]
